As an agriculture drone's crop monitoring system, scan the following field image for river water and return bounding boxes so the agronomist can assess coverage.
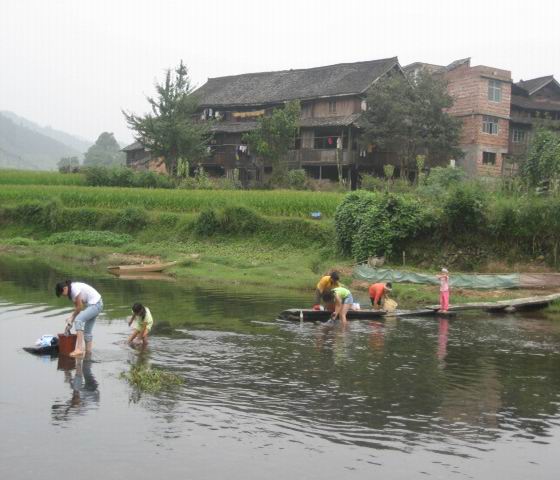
[1,256,560,479]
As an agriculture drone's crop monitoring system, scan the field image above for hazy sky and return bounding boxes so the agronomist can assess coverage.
[1,0,559,146]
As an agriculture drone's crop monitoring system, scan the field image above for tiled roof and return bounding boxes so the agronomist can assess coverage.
[194,57,399,107]
[516,76,555,95]
[122,141,145,151]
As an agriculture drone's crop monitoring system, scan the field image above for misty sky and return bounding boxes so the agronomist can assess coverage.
[1,0,559,147]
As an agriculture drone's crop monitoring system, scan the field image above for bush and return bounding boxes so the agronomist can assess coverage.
[350,194,429,261]
[443,184,487,234]
[193,209,221,236]
[360,174,386,192]
[9,199,65,232]
[287,169,307,190]
[46,230,132,246]
[117,207,148,231]
[220,206,263,234]
[334,191,381,255]
[83,166,175,189]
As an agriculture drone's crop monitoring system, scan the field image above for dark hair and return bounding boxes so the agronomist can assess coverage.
[386,282,392,289]
[132,303,146,319]
[322,291,335,303]
[330,271,340,282]
[55,280,72,299]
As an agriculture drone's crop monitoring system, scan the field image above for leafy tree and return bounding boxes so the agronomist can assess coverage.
[360,71,462,178]
[243,100,300,175]
[57,156,80,173]
[123,61,210,176]
[83,132,124,167]
[520,128,560,189]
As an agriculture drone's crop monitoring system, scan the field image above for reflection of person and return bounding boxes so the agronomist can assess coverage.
[368,282,392,310]
[322,286,354,324]
[314,271,340,310]
[437,318,449,362]
[55,280,103,357]
[437,268,450,313]
[128,303,154,347]
[51,354,99,423]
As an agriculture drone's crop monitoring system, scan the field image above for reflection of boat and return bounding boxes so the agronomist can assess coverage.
[107,261,177,274]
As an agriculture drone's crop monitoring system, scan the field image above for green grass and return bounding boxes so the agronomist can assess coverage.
[0,184,343,218]
[120,364,183,393]
[0,169,86,185]
[46,230,133,247]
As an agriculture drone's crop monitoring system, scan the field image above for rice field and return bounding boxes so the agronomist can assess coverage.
[0,169,86,185]
[0,184,344,218]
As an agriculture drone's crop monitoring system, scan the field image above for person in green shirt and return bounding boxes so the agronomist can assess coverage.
[322,286,354,324]
[127,303,154,347]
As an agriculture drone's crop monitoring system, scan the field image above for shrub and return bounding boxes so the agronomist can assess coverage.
[220,206,263,234]
[360,174,386,192]
[117,207,148,231]
[287,169,307,190]
[46,230,132,247]
[443,184,487,234]
[193,209,221,236]
[334,191,381,255]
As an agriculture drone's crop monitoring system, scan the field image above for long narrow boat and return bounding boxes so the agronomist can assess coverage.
[107,261,177,274]
[279,293,560,322]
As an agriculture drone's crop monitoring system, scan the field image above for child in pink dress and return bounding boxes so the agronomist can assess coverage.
[437,268,450,313]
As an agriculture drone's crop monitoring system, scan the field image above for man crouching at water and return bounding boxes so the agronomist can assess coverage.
[313,271,340,310]
[322,286,354,324]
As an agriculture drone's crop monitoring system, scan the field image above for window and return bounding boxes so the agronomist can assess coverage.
[488,79,502,102]
[482,115,499,134]
[328,100,337,114]
[482,152,496,165]
[512,129,526,143]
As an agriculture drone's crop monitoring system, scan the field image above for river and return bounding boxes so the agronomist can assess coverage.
[1,256,560,479]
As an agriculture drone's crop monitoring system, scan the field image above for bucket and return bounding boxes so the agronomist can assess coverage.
[58,333,77,355]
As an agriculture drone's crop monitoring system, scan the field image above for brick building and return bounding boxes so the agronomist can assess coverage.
[406,58,512,176]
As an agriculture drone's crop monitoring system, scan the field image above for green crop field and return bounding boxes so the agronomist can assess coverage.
[0,170,86,186]
[0,184,343,218]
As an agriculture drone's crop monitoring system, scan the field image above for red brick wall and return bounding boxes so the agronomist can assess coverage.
[445,63,511,176]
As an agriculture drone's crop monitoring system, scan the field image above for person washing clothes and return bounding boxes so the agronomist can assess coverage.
[128,303,154,347]
[313,271,340,310]
[55,280,103,357]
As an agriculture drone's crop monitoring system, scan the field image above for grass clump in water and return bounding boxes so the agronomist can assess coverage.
[120,364,183,393]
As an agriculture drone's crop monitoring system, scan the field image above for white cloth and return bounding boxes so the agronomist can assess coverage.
[70,282,102,305]
[35,335,56,347]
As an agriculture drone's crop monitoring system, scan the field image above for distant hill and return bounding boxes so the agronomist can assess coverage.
[0,112,91,170]
[0,114,79,170]
[0,111,92,154]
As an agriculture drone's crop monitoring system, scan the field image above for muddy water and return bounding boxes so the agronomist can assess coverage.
[1,257,560,479]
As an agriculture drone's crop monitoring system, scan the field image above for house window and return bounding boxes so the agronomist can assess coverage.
[512,129,526,143]
[328,100,337,114]
[482,152,496,165]
[488,79,502,102]
[482,115,499,134]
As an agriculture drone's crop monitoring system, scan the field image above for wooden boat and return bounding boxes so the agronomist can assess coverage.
[107,261,177,274]
[280,293,560,322]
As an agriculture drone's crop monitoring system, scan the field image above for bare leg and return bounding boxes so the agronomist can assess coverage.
[85,340,93,354]
[340,304,351,324]
[128,330,139,345]
[140,328,149,347]
[70,331,85,357]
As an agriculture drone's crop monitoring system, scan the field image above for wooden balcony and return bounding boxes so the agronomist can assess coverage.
[285,149,355,165]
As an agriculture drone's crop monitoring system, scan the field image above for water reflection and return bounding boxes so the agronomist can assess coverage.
[51,354,99,424]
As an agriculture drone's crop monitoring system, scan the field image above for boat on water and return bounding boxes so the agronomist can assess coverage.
[107,261,177,274]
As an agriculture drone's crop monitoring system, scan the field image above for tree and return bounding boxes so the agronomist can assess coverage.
[57,156,80,173]
[123,61,210,176]
[243,100,300,172]
[83,132,125,167]
[360,71,462,178]
[520,128,560,190]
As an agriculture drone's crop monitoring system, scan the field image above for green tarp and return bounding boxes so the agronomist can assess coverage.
[354,265,521,289]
